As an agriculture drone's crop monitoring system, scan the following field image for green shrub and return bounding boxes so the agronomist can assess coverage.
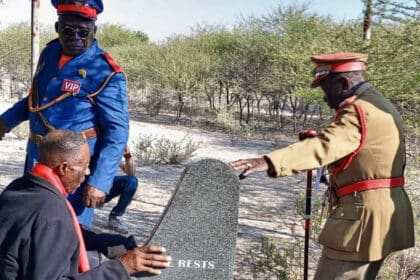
[133,133,200,166]
[143,88,169,116]
[216,108,257,145]
[248,188,327,279]
[248,235,303,280]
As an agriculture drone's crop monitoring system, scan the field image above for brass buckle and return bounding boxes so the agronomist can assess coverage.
[34,134,43,144]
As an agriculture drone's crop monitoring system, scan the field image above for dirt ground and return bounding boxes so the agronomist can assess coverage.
[0,103,418,279]
[0,108,317,279]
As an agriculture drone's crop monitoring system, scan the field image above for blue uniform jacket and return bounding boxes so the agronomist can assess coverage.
[0,39,129,226]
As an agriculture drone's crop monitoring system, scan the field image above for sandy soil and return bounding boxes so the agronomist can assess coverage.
[1,102,418,279]
[0,101,319,279]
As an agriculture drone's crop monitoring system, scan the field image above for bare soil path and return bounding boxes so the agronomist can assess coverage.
[1,103,418,279]
[0,111,312,279]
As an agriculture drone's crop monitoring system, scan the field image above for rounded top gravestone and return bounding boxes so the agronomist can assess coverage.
[133,158,240,280]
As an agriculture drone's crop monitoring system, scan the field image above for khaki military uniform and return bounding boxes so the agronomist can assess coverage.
[265,83,414,262]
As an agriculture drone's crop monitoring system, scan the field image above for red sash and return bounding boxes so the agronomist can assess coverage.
[32,163,90,273]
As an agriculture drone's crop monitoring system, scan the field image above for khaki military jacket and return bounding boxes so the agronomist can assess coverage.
[265,83,414,261]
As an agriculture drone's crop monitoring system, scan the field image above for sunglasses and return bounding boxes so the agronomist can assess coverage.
[60,25,93,39]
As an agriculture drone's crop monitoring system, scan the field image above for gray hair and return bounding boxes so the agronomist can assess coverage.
[38,130,87,167]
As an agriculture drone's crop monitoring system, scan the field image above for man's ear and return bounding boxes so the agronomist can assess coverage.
[56,162,69,176]
[338,76,350,91]
[93,25,97,35]
[55,22,59,33]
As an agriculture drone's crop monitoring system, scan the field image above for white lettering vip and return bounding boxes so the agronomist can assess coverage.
[177,259,215,269]
[61,79,81,94]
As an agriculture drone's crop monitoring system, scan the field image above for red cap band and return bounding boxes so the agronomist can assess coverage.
[57,3,97,19]
[311,61,367,87]
[310,52,368,88]
[329,61,367,73]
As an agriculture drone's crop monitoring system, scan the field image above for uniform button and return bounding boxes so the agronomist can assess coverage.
[281,167,286,171]
[42,97,48,102]
[52,77,57,80]
[340,212,344,217]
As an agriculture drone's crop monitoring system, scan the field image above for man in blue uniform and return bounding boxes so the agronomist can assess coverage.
[0,0,129,227]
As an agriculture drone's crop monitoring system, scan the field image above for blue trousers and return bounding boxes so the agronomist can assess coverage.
[105,176,138,218]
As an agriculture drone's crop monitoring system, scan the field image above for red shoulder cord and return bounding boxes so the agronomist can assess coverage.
[332,102,367,177]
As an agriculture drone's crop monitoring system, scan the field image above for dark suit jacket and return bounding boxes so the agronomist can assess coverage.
[0,172,131,279]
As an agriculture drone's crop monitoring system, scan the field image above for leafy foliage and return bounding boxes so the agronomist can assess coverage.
[133,133,200,166]
[0,23,32,99]
[1,4,417,135]
[249,235,304,280]
[96,24,148,47]
[0,2,419,279]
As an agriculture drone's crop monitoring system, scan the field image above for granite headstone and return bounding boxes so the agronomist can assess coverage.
[133,158,240,279]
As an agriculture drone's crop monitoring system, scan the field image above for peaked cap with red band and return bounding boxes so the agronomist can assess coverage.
[310,52,368,88]
[51,0,103,20]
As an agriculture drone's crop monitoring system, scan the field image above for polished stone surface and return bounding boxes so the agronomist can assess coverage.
[133,158,239,279]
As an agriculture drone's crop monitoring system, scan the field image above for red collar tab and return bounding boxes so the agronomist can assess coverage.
[31,163,68,196]
[57,3,97,19]
[31,162,90,272]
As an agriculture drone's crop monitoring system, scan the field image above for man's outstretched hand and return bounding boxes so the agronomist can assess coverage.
[118,245,171,275]
[229,157,269,179]
[83,185,106,208]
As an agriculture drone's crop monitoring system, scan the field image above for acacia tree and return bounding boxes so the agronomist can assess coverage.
[95,23,150,104]
[0,23,32,99]
[360,0,419,129]
[96,24,149,81]
[191,27,241,113]
[259,6,340,131]
[140,35,213,120]
[96,23,148,48]
[228,21,280,125]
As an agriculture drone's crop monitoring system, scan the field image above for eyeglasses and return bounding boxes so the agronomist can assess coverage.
[60,25,92,39]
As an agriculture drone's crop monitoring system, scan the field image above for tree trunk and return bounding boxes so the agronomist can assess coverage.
[363,0,373,41]
[289,95,299,132]
[237,96,244,125]
[176,92,184,121]
[9,75,13,99]
[246,95,251,124]
[278,95,288,131]
[226,83,230,106]
[31,0,40,80]
[255,92,263,121]
[218,80,223,109]
[205,85,215,110]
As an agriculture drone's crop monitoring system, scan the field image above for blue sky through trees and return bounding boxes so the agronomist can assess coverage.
[0,0,364,42]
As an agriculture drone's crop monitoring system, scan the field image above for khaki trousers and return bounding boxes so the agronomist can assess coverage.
[314,254,384,280]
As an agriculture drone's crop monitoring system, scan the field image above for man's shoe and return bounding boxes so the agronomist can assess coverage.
[108,216,129,234]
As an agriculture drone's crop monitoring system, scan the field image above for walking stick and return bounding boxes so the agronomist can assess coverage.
[298,129,318,280]
[304,168,313,280]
